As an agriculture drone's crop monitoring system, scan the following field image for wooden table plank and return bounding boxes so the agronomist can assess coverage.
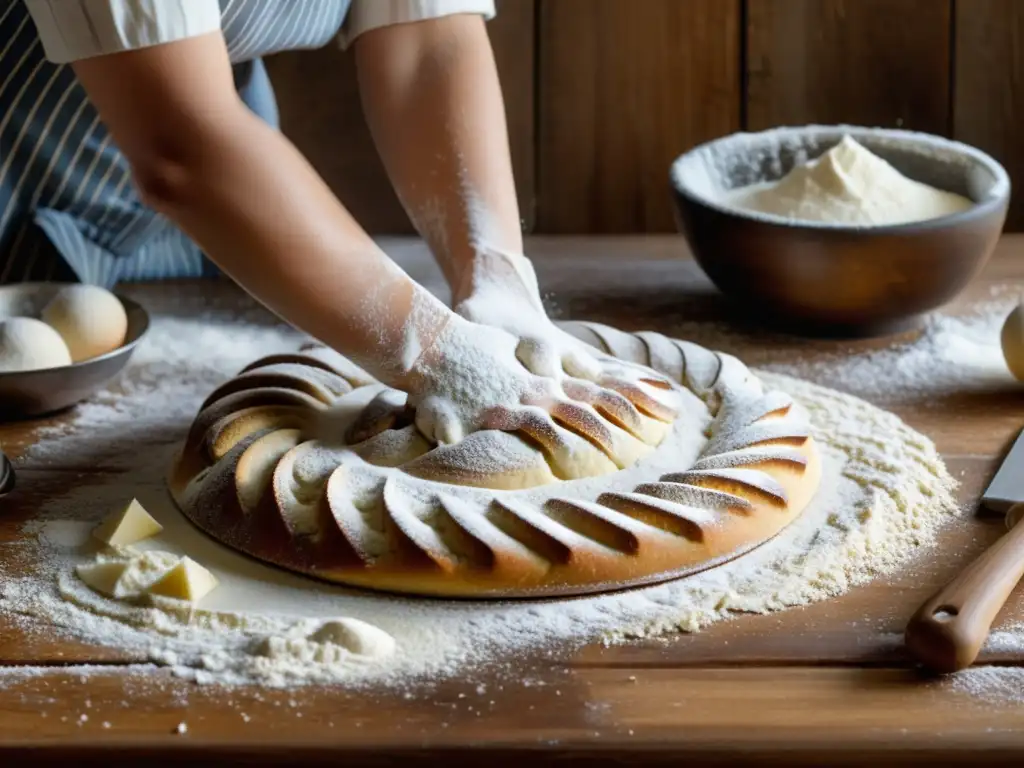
[0,667,1021,765]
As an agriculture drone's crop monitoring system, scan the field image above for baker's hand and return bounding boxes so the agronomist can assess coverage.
[453,246,606,381]
[453,245,677,412]
[404,315,669,449]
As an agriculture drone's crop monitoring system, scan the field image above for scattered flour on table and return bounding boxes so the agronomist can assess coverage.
[948,668,1024,706]
[945,622,1024,706]
[765,299,1016,402]
[614,291,1019,406]
[0,291,988,691]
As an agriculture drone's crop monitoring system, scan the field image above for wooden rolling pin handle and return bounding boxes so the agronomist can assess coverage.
[905,502,1024,673]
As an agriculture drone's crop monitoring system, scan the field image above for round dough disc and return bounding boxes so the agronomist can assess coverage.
[1002,301,1024,382]
[0,316,72,372]
[42,285,128,363]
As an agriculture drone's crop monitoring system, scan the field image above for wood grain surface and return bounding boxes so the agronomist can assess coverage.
[1,236,1023,764]
[536,0,741,233]
[745,0,953,133]
[953,0,1024,231]
[263,0,536,233]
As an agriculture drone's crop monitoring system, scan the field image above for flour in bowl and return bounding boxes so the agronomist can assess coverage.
[723,135,973,226]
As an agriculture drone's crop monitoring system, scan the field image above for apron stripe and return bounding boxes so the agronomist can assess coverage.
[0,67,73,234]
[26,91,90,208]
[42,112,101,206]
[92,170,132,229]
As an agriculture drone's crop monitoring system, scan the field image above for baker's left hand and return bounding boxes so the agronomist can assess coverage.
[453,246,607,381]
[453,245,677,418]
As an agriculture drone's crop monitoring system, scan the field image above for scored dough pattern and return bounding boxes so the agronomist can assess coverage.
[169,322,821,598]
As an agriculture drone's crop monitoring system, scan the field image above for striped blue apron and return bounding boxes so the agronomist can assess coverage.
[0,0,352,287]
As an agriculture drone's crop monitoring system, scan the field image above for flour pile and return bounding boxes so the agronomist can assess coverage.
[0,288,964,689]
[723,135,974,226]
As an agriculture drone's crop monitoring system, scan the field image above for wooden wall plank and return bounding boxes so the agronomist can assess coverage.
[536,0,741,234]
[264,1,536,234]
[954,0,1024,231]
[746,0,952,134]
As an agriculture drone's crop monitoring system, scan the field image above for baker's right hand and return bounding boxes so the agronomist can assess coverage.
[403,315,676,450]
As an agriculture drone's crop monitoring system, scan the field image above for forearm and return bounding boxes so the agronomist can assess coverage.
[72,34,450,385]
[135,102,452,382]
[354,14,526,305]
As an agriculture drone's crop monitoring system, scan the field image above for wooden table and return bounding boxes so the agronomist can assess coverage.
[2,235,1023,766]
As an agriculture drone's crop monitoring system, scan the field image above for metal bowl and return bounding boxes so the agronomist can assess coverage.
[0,283,150,419]
[669,124,1011,337]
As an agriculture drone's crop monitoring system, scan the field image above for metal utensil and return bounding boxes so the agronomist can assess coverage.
[0,283,150,419]
[905,428,1024,673]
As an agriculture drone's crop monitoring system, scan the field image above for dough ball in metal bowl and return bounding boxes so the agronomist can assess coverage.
[0,283,149,420]
[0,317,72,372]
[41,284,128,363]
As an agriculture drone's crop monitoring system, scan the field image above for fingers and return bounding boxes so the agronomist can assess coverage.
[414,395,464,446]
[516,334,607,384]
[561,347,603,381]
[515,337,562,380]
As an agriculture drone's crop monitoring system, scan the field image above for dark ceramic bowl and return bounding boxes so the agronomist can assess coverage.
[0,283,150,419]
[669,125,1011,337]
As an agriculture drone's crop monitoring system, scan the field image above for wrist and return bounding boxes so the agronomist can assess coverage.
[452,244,540,310]
[390,286,460,388]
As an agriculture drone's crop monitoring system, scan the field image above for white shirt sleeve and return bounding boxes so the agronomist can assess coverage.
[339,0,497,48]
[23,0,222,64]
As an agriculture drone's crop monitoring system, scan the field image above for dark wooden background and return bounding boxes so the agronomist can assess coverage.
[264,0,1024,234]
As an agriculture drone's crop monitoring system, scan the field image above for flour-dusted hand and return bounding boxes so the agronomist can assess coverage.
[406,315,632,451]
[453,246,605,382]
[453,245,678,424]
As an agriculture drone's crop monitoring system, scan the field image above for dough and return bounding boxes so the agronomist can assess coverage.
[1002,301,1024,382]
[41,284,127,362]
[724,135,974,226]
[170,324,822,599]
[0,317,72,372]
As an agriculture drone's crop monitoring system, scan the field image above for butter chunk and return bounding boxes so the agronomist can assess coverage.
[92,499,163,548]
[146,557,219,603]
[76,560,131,598]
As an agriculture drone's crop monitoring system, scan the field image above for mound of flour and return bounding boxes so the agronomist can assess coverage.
[0,296,963,689]
[724,135,973,226]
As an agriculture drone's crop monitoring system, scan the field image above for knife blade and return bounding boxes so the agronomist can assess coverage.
[983,428,1024,516]
[905,427,1024,672]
